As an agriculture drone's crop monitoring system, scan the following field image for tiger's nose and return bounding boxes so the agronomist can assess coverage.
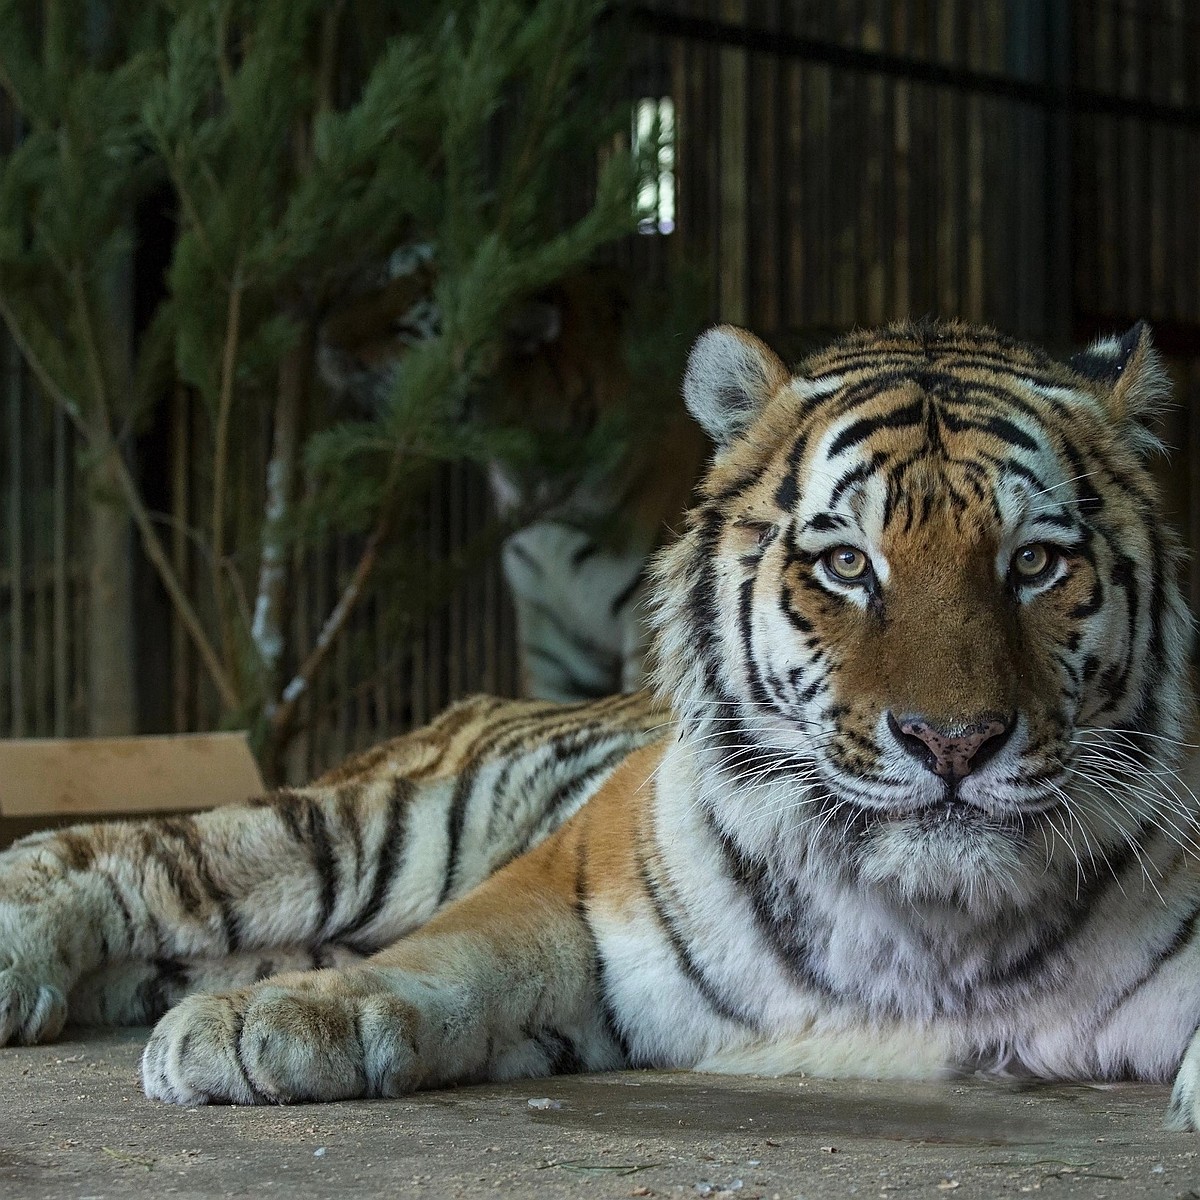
[886,711,1014,779]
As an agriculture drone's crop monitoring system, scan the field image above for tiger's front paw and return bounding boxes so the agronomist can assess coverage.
[1168,1029,1200,1131]
[0,965,67,1046]
[141,973,424,1105]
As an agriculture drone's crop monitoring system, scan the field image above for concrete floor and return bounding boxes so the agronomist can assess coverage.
[1,1028,1197,1199]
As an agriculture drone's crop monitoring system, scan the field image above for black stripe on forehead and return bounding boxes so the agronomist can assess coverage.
[822,359,1077,434]
[878,451,1008,525]
[1032,509,1077,530]
[827,396,927,457]
[817,379,1030,471]
[802,328,1066,382]
[828,451,889,507]
[947,378,1075,425]
[981,455,1047,493]
[945,412,1041,453]
[817,388,1042,506]
[803,512,852,532]
[772,431,809,511]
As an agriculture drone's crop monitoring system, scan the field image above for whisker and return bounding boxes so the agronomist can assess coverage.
[1074,726,1200,753]
[1025,469,1100,501]
[1065,761,1199,857]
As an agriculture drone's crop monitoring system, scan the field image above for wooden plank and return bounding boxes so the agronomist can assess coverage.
[835,68,857,327]
[466,467,483,691]
[287,535,313,783]
[1171,126,1187,321]
[373,589,389,734]
[0,730,265,818]
[814,61,833,324]
[71,462,87,735]
[753,19,780,332]
[334,535,350,765]
[0,336,8,736]
[768,1,788,334]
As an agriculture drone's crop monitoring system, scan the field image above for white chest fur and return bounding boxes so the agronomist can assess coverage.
[595,739,1200,1085]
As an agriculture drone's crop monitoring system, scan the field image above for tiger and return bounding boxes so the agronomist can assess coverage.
[319,263,707,701]
[5,318,1200,1133]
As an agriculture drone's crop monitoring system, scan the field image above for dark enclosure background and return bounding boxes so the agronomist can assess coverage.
[2,0,1198,778]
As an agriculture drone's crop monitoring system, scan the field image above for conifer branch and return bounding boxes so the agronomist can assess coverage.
[215,0,234,98]
[1,1,654,768]
[0,294,87,432]
[158,146,217,266]
[317,0,348,114]
[496,6,575,237]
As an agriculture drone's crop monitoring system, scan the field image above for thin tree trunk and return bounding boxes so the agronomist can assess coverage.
[86,448,137,736]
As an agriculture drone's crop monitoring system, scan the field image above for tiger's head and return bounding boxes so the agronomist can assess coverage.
[652,321,1194,910]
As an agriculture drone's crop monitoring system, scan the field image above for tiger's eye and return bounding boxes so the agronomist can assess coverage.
[1013,543,1052,579]
[826,546,869,581]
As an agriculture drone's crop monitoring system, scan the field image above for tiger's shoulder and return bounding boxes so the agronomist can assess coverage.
[315,690,673,787]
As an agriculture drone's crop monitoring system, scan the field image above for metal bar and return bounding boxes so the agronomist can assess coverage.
[626,6,1200,128]
[32,375,49,735]
[6,324,25,737]
[53,391,68,735]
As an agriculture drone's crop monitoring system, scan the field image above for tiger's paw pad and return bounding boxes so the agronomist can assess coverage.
[0,968,67,1046]
[142,985,421,1105]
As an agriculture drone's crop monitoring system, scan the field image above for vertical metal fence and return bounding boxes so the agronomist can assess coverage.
[0,335,90,740]
[3,0,1199,776]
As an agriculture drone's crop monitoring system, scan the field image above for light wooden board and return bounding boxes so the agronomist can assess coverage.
[0,731,265,818]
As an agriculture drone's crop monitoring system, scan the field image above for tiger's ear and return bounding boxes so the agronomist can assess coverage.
[1067,322,1171,449]
[683,325,789,447]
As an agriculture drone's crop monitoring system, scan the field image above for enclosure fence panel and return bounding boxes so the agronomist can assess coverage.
[640,0,1200,600]
[3,0,1199,777]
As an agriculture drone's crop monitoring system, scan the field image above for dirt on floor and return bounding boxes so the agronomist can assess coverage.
[2,1027,1198,1199]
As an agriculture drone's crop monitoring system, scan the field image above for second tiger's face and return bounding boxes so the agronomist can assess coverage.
[657,323,1191,900]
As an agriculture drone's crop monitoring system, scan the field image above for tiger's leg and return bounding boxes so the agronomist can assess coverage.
[141,809,623,1104]
[0,693,656,1046]
[0,773,446,1046]
[68,947,367,1028]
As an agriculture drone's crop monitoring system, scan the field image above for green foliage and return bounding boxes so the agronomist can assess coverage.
[0,1,160,425]
[0,0,660,768]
